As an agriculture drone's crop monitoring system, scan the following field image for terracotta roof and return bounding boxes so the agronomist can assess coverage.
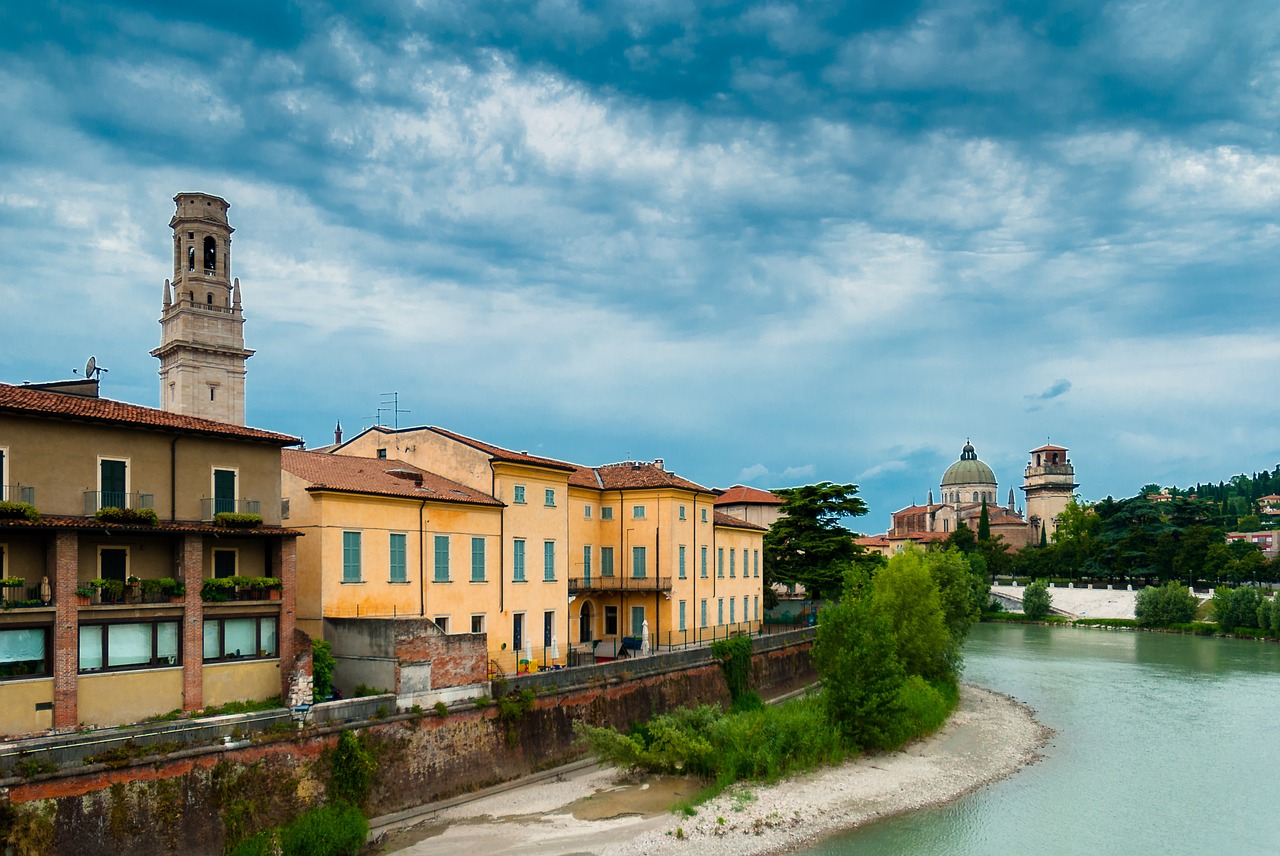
[989,514,1027,526]
[715,485,784,506]
[855,534,891,546]
[893,504,931,514]
[0,382,299,445]
[888,530,950,543]
[1257,494,1280,501]
[282,450,501,506]
[594,462,710,493]
[424,427,578,472]
[0,516,301,536]
[713,510,767,531]
[1029,444,1069,453]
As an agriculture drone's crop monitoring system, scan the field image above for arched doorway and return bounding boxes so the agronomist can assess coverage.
[579,602,593,643]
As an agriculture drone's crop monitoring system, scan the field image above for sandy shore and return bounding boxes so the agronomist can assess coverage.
[375,684,1050,856]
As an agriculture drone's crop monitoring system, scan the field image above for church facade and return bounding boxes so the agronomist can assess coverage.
[859,441,1078,555]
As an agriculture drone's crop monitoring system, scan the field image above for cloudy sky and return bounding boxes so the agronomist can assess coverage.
[3,1,1279,530]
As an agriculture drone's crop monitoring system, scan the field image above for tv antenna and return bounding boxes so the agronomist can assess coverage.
[377,392,410,431]
[82,356,108,380]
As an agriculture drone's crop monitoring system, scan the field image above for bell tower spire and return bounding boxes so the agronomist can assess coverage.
[151,193,254,425]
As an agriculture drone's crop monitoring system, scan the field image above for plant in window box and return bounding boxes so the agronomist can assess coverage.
[94,506,159,526]
[214,511,263,529]
[0,500,40,522]
[76,585,94,606]
[89,578,125,605]
[200,577,235,602]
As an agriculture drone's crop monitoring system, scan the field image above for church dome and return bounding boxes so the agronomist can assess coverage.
[941,442,996,487]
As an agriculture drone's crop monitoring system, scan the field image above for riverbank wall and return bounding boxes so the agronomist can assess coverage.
[0,631,816,855]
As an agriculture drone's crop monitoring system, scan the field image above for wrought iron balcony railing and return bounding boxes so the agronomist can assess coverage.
[568,576,673,593]
[83,491,155,515]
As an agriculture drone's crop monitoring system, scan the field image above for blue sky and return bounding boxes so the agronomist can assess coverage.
[3,1,1279,532]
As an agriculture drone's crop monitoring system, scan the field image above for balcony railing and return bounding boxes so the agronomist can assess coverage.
[568,576,673,593]
[0,484,35,504]
[84,491,155,515]
[201,498,261,520]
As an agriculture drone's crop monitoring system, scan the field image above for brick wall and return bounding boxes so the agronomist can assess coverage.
[180,534,204,711]
[393,620,487,689]
[274,536,298,699]
[50,531,79,730]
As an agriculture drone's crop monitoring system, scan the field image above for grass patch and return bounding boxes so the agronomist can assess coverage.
[228,802,367,856]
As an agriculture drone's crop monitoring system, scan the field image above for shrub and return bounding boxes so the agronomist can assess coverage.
[433,701,449,717]
[1021,579,1053,620]
[329,730,376,810]
[94,506,158,525]
[214,512,263,528]
[278,803,368,856]
[312,639,335,702]
[709,635,753,702]
[0,501,40,522]
[1135,582,1198,627]
[1212,586,1264,633]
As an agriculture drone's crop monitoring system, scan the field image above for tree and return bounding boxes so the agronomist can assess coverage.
[1236,514,1262,532]
[944,520,976,554]
[1212,586,1263,632]
[925,548,981,645]
[813,592,905,750]
[763,482,869,600]
[977,499,990,541]
[1022,579,1052,620]
[1134,581,1198,626]
[871,548,956,682]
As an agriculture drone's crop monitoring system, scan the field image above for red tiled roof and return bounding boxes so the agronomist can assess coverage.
[0,382,300,445]
[713,510,767,531]
[888,530,950,542]
[425,427,579,472]
[0,516,301,536]
[715,485,783,506]
[1029,444,1069,453]
[595,462,710,493]
[855,534,891,546]
[282,450,501,505]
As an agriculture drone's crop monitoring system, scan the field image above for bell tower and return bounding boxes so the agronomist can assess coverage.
[151,193,254,425]
[1021,444,1078,543]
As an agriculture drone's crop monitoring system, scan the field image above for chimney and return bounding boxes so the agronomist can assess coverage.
[334,421,343,446]
[654,458,665,471]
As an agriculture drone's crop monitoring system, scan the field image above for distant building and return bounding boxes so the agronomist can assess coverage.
[1226,531,1279,558]
[715,485,784,529]
[1256,495,1280,517]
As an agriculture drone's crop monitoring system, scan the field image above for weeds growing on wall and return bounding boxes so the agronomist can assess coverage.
[228,803,368,856]
[312,639,335,702]
[709,635,753,703]
[328,730,376,811]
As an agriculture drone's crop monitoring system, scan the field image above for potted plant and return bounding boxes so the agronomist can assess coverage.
[0,577,24,603]
[0,500,39,522]
[76,585,94,606]
[200,577,235,602]
[125,575,142,604]
[214,511,263,529]
[90,578,124,605]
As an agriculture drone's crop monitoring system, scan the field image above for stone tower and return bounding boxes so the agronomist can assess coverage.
[1021,444,1078,543]
[151,193,254,425]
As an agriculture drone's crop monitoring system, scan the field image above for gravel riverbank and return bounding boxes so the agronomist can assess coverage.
[375,684,1051,856]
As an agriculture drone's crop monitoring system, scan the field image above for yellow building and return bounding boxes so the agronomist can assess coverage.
[0,381,301,737]
[300,426,766,674]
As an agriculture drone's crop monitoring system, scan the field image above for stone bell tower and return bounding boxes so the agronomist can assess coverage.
[151,193,254,425]
[1021,443,1078,543]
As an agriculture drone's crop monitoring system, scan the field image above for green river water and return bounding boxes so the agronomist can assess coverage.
[806,623,1280,856]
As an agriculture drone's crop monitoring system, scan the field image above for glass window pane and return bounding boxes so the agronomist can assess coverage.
[1,628,46,678]
[157,622,179,665]
[204,621,221,660]
[80,625,103,670]
[259,618,278,657]
[107,624,153,667]
[224,618,256,658]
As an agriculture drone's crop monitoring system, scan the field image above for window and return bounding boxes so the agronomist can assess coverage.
[376,448,387,460]
[679,505,686,521]
[678,545,686,579]
[203,236,216,271]
[754,550,759,578]
[471,615,485,634]
[679,600,687,632]
[743,595,749,622]
[754,595,759,620]
[389,534,407,583]
[434,616,449,633]
[0,627,48,680]
[700,599,708,628]
[100,547,128,582]
[99,457,128,509]
[633,505,646,520]
[730,598,735,624]
[471,537,485,582]
[717,598,724,625]
[544,540,555,581]
[717,548,724,578]
[342,532,361,582]
[604,605,619,635]
[631,606,645,636]
[213,549,237,579]
[730,549,735,578]
[212,468,237,515]
[701,508,707,523]
[513,539,526,582]
[632,546,646,579]
[434,535,450,582]
[544,489,555,507]
[513,613,524,651]
[601,506,613,521]
[600,546,614,577]
[701,546,708,578]
[81,621,181,671]
[743,549,749,578]
[584,505,592,519]
[513,485,526,504]
[583,545,592,579]
[544,611,554,646]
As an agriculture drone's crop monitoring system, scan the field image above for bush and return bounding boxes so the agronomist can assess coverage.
[94,506,158,525]
[0,501,40,522]
[1212,586,1264,633]
[312,639,335,702]
[1021,579,1053,620]
[329,730,376,809]
[214,512,264,528]
[1135,582,1198,627]
[709,635,753,702]
[279,803,367,856]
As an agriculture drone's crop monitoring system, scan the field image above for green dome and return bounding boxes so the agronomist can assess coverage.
[941,442,996,486]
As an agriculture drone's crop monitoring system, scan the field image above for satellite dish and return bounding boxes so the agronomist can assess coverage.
[85,356,96,377]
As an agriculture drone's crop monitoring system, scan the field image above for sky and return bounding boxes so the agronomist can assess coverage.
[3,1,1279,532]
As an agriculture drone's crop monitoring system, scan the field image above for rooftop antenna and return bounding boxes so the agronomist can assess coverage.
[84,356,108,380]
[377,392,410,454]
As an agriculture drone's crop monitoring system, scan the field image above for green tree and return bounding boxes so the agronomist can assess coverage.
[977,499,990,541]
[944,520,976,554]
[312,638,336,702]
[872,548,956,682]
[764,482,869,600]
[813,593,905,750]
[1134,581,1198,626]
[1021,579,1052,620]
[1212,586,1264,632]
[924,548,981,645]
[1236,514,1262,531]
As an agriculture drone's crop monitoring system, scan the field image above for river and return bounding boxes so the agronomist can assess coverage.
[804,623,1280,855]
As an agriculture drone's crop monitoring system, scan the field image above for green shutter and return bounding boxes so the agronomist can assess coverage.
[434,535,450,582]
[513,539,525,581]
[389,534,407,583]
[544,541,555,581]
[213,469,236,514]
[632,546,646,579]
[101,459,126,508]
[342,532,361,582]
[471,537,485,582]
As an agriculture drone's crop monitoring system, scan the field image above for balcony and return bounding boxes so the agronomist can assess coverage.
[1,484,35,504]
[568,576,673,594]
[83,491,155,515]
[201,498,262,521]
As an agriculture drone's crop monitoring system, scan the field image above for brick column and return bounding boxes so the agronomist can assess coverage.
[274,535,298,699]
[180,534,204,711]
[50,531,79,731]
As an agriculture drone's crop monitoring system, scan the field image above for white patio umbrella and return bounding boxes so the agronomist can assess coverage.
[640,619,651,655]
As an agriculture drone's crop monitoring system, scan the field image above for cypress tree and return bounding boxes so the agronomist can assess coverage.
[978,499,990,541]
